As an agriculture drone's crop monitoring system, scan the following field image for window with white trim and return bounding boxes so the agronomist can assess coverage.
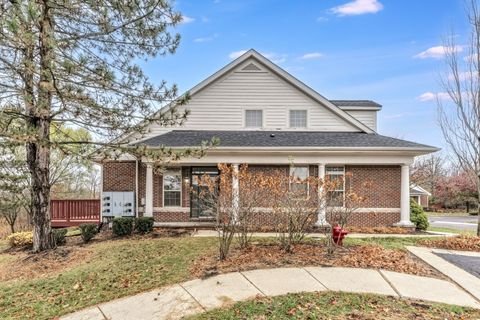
[245,110,263,128]
[289,166,309,196]
[326,166,345,206]
[163,169,182,207]
[289,110,307,128]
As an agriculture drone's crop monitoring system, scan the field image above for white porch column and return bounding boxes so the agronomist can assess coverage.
[315,163,329,226]
[395,164,414,227]
[232,163,240,222]
[145,163,153,217]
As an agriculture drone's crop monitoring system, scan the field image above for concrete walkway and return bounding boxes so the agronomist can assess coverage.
[192,230,454,238]
[407,246,480,302]
[61,267,480,320]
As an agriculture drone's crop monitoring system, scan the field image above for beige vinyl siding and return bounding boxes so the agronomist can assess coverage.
[345,110,377,131]
[141,59,361,139]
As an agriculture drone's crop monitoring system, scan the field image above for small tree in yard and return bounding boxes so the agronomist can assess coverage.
[0,1,216,252]
[196,164,236,260]
[324,172,368,254]
[437,0,480,235]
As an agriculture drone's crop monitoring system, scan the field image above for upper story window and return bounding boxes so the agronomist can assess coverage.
[163,169,182,207]
[245,110,263,128]
[289,110,307,128]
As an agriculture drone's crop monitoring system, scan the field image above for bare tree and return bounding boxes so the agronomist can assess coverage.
[411,153,446,199]
[437,0,480,235]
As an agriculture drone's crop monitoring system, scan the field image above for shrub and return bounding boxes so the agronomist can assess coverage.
[410,199,429,230]
[112,217,133,236]
[7,231,33,247]
[53,228,68,246]
[79,224,98,243]
[135,217,154,233]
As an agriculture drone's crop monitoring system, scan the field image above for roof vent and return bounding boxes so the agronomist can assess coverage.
[270,133,275,138]
[242,63,261,71]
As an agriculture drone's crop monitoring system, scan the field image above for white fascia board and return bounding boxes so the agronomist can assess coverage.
[338,106,382,111]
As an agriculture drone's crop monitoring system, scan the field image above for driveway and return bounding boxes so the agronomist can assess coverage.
[429,215,478,231]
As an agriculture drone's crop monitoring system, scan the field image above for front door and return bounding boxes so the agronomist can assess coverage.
[190,167,219,218]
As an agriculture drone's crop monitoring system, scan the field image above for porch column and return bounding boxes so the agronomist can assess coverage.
[315,163,329,226]
[232,163,240,222]
[145,163,153,217]
[396,164,414,227]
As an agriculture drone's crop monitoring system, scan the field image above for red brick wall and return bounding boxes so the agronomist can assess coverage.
[103,162,402,227]
[102,161,136,191]
[345,165,401,208]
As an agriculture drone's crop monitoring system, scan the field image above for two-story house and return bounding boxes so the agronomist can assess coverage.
[101,49,438,228]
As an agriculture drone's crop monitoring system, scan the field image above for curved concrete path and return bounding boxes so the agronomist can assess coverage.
[62,267,480,320]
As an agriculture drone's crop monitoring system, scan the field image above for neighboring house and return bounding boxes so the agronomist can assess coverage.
[410,184,431,209]
[100,49,438,228]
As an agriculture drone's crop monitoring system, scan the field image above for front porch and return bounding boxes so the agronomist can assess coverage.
[125,160,414,228]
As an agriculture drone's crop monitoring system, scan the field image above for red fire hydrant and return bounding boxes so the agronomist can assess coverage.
[332,225,349,246]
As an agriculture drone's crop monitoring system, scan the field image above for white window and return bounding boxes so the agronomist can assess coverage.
[289,166,309,196]
[289,110,307,128]
[326,166,345,206]
[163,169,182,207]
[245,110,263,128]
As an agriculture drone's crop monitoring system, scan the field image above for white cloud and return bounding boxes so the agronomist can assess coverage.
[330,0,383,16]
[417,92,450,102]
[228,50,248,59]
[414,45,464,59]
[448,71,471,81]
[316,16,329,22]
[301,52,323,60]
[180,16,195,24]
[262,52,287,64]
[194,34,219,43]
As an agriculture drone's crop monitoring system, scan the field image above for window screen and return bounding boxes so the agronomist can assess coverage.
[290,110,307,128]
[245,110,263,127]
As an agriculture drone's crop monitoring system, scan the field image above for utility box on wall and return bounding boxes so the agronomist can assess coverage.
[102,192,135,217]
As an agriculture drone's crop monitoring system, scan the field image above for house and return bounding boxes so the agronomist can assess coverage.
[410,184,431,209]
[100,49,438,228]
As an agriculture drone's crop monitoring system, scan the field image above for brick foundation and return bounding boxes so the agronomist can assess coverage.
[103,162,403,228]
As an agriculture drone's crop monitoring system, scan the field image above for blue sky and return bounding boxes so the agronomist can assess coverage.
[143,0,470,149]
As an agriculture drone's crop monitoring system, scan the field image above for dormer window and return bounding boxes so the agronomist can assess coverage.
[245,110,263,128]
[290,110,307,128]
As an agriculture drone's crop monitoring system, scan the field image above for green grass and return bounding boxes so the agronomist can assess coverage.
[65,227,81,237]
[0,237,216,320]
[342,236,428,250]
[426,211,473,217]
[186,291,480,320]
[427,226,475,235]
[0,234,451,319]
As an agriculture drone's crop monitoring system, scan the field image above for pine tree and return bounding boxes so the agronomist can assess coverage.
[0,1,214,251]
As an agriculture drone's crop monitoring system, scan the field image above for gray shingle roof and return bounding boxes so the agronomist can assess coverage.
[330,100,382,108]
[138,130,437,150]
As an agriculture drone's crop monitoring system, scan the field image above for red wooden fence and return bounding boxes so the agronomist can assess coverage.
[50,199,101,227]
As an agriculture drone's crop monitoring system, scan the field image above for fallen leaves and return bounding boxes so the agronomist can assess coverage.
[190,243,443,279]
[347,227,411,234]
[419,235,480,252]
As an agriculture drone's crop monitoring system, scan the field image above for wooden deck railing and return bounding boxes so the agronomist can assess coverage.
[50,199,100,227]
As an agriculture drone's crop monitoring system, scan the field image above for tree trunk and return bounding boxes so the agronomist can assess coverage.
[27,1,55,252]
[477,174,480,236]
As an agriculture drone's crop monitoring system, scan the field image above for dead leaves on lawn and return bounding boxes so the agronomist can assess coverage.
[419,235,480,252]
[0,246,93,281]
[190,243,443,280]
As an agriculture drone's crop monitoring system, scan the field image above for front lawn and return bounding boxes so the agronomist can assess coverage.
[0,234,466,319]
[186,291,480,320]
[0,237,216,319]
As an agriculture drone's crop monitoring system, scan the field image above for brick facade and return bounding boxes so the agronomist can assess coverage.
[102,162,403,227]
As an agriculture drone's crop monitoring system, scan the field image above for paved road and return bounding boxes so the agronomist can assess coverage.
[435,253,480,279]
[429,215,478,231]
